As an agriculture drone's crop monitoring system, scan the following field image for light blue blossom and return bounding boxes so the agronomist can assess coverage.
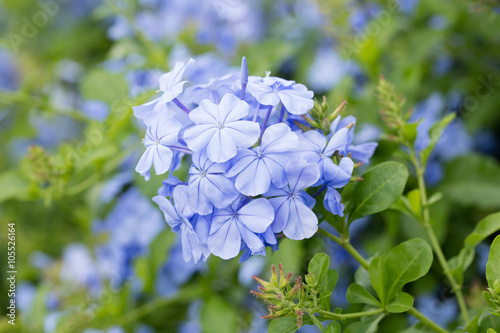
[153,185,210,263]
[135,111,183,180]
[59,243,100,294]
[184,93,260,163]
[264,160,320,240]
[133,59,194,119]
[188,150,240,214]
[323,157,354,216]
[247,76,314,115]
[298,127,349,184]
[330,115,378,163]
[208,198,274,260]
[226,123,298,196]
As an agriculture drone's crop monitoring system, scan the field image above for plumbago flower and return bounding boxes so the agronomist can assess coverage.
[133,56,377,262]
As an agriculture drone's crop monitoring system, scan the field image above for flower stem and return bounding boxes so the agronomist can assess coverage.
[410,149,470,325]
[173,98,191,114]
[318,228,369,270]
[278,104,286,123]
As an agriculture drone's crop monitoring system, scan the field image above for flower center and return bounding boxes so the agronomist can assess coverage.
[217,122,224,129]
[155,139,160,146]
[289,192,297,199]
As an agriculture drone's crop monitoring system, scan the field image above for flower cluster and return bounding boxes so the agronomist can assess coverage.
[134,57,377,262]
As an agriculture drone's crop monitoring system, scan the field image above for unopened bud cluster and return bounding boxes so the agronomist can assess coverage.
[251,264,323,328]
[486,279,500,317]
[301,98,348,135]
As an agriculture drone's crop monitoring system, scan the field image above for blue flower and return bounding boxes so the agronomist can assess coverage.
[184,73,238,104]
[184,93,260,162]
[226,123,298,196]
[247,76,314,115]
[135,111,182,180]
[264,160,320,240]
[298,127,349,184]
[188,150,240,214]
[153,185,210,263]
[330,115,378,163]
[323,157,354,216]
[208,197,274,260]
[133,59,194,119]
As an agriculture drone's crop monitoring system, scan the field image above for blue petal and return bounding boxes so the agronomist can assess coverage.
[207,129,237,163]
[268,196,290,233]
[207,217,241,260]
[237,198,274,233]
[277,84,314,115]
[324,187,345,216]
[349,142,378,163]
[152,195,182,230]
[324,127,349,156]
[234,159,271,196]
[285,159,320,192]
[237,221,265,253]
[283,199,318,240]
[261,123,298,153]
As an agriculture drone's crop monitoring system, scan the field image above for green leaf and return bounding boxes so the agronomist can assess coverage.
[447,247,475,286]
[320,269,338,311]
[309,314,323,330]
[370,239,433,304]
[348,161,409,223]
[308,253,330,283]
[201,296,238,333]
[323,321,341,333]
[386,292,414,313]
[268,317,299,333]
[426,192,442,206]
[486,235,500,287]
[419,113,455,167]
[465,212,500,248]
[344,314,386,333]
[407,189,421,218]
[81,69,128,105]
[402,122,419,145]
[346,283,381,307]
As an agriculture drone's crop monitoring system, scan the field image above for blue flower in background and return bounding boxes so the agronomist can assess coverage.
[135,111,182,180]
[184,93,260,162]
[226,123,299,196]
[265,159,320,240]
[247,76,314,115]
[323,157,354,216]
[154,185,210,263]
[208,197,274,260]
[188,150,240,214]
[59,244,101,294]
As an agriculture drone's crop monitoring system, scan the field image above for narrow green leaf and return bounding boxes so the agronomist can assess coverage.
[386,292,414,313]
[320,269,338,311]
[465,212,500,248]
[402,122,419,145]
[346,283,381,307]
[486,235,500,287]
[348,161,409,223]
[308,253,330,283]
[369,255,387,304]
[309,314,323,331]
[407,189,421,218]
[268,317,312,333]
[323,321,341,333]
[426,192,443,206]
[420,113,455,167]
[447,247,475,286]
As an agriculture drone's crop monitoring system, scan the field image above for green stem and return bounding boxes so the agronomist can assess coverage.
[318,229,369,270]
[408,308,449,333]
[410,150,470,325]
[318,308,384,320]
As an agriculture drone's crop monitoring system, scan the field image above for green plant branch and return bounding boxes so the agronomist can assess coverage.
[410,149,471,325]
[319,228,450,333]
[408,308,449,333]
[318,308,384,320]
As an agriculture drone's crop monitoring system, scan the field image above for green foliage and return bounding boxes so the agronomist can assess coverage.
[346,283,381,307]
[486,236,500,287]
[419,114,455,168]
[201,296,239,333]
[386,292,414,313]
[369,238,433,305]
[348,161,409,223]
[344,313,386,333]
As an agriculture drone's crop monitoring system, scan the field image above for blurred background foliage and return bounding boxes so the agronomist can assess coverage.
[0,0,500,332]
